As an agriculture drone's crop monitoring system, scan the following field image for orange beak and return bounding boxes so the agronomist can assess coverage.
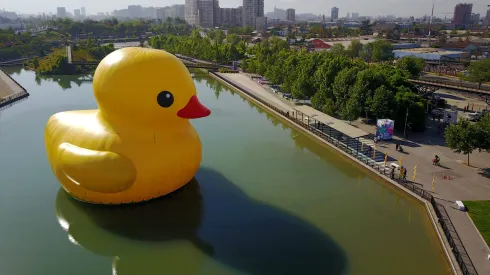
[177,95,211,119]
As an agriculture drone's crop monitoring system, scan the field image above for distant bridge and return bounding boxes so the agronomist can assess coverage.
[65,45,230,70]
[409,79,490,96]
[0,56,38,66]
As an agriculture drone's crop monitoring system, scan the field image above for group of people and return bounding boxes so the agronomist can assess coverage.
[390,165,407,181]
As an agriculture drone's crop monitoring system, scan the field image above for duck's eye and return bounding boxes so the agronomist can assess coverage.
[157,91,174,108]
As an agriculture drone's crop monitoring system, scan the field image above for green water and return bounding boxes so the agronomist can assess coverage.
[0,68,451,275]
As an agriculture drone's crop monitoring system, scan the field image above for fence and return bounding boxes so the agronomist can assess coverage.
[210,71,479,275]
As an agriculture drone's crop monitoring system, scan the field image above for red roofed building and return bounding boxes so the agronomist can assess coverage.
[307,39,332,51]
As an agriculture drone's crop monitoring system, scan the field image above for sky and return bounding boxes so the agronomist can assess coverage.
[3,0,490,18]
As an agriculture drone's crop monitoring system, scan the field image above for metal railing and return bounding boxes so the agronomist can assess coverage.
[211,71,479,275]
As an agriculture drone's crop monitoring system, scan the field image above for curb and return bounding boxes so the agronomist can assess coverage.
[466,212,490,253]
[210,71,461,275]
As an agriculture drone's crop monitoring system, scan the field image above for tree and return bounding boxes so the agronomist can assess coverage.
[370,85,395,119]
[395,56,425,78]
[445,119,478,165]
[347,40,363,59]
[370,40,394,61]
[464,58,490,89]
[330,43,346,56]
[215,30,226,45]
[226,34,241,45]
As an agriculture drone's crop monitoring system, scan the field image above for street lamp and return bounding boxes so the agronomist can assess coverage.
[403,107,409,138]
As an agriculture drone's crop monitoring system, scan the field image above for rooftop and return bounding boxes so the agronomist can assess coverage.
[293,105,369,138]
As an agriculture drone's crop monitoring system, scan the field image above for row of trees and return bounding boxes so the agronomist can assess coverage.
[30,43,115,75]
[241,38,428,131]
[0,28,57,60]
[446,115,490,165]
[46,17,191,39]
[149,30,247,64]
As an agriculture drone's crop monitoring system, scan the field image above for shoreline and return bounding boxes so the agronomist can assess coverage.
[209,71,462,275]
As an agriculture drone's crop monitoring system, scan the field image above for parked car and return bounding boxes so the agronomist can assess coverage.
[467,111,482,121]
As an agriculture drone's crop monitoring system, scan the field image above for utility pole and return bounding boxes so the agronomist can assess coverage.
[404,107,409,138]
[428,0,435,46]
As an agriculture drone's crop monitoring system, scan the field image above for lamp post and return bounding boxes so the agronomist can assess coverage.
[403,107,409,139]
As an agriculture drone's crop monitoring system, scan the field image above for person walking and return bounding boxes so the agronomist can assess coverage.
[403,168,407,181]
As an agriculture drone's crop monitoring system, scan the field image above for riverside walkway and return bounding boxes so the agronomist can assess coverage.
[0,68,29,109]
[213,72,487,275]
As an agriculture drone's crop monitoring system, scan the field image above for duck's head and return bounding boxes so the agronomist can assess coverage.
[93,47,210,128]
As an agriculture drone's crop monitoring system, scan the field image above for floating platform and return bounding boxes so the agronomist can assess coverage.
[0,67,29,109]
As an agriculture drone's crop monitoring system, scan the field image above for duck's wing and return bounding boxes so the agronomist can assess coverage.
[58,143,137,193]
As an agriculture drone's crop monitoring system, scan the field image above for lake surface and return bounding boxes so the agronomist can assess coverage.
[0,67,452,275]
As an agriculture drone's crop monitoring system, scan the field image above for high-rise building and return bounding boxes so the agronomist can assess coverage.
[185,0,199,25]
[57,7,67,18]
[331,7,339,21]
[197,0,215,27]
[214,0,221,26]
[471,13,480,24]
[485,8,490,25]
[74,9,81,18]
[452,3,472,25]
[352,12,359,20]
[243,0,264,28]
[169,4,185,19]
[286,8,295,22]
[220,7,242,26]
[156,8,168,21]
[128,5,143,18]
[185,0,218,27]
[81,7,86,17]
[255,16,267,32]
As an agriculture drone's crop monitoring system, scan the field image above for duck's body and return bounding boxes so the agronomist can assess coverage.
[45,47,210,204]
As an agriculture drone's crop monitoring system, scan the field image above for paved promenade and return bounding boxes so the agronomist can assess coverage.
[218,72,490,275]
[0,68,24,99]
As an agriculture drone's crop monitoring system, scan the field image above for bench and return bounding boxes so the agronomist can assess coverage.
[455,201,466,211]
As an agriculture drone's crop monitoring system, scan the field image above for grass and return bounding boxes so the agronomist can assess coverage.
[463,200,490,247]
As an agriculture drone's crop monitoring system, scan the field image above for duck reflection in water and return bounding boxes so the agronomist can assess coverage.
[55,168,348,275]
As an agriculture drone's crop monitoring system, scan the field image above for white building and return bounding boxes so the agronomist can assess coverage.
[74,9,81,19]
[81,7,86,17]
[243,0,264,28]
[56,7,67,18]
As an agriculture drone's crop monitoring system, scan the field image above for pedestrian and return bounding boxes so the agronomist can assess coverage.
[396,144,399,151]
[390,167,395,179]
[403,168,407,181]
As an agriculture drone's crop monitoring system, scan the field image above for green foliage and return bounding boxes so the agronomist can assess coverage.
[330,44,346,56]
[463,200,490,247]
[445,119,479,165]
[395,56,425,78]
[347,40,363,59]
[32,43,115,75]
[370,85,395,118]
[226,34,241,45]
[242,37,424,130]
[149,34,245,64]
[464,58,490,88]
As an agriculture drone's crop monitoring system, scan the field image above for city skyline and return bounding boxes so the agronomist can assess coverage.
[3,0,490,18]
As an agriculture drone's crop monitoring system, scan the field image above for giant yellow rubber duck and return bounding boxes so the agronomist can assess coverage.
[45,47,211,204]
